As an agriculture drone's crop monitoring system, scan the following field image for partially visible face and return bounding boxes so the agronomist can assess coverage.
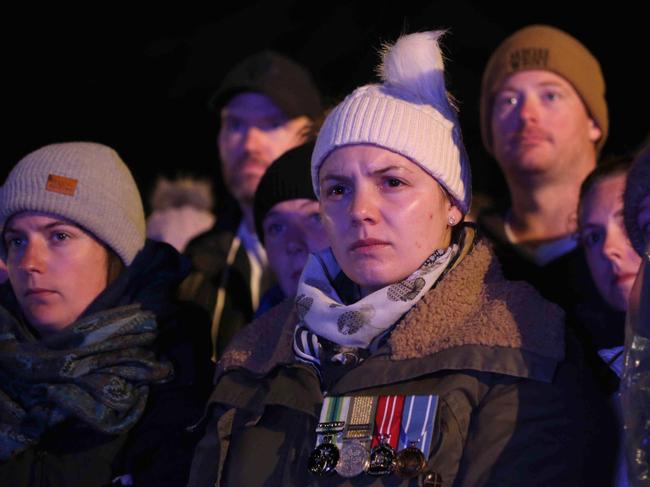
[263,199,329,297]
[319,144,461,296]
[638,193,650,249]
[491,70,602,180]
[218,92,310,207]
[579,173,642,311]
[4,211,109,335]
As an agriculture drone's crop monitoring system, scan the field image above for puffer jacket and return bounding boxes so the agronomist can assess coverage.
[188,231,607,486]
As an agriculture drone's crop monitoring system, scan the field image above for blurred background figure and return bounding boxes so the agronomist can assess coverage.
[578,156,640,365]
[577,155,641,487]
[179,50,322,360]
[146,175,216,253]
[253,141,329,315]
[621,142,650,486]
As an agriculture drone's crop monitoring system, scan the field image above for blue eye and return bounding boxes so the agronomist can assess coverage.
[580,230,602,249]
[5,237,25,249]
[542,90,560,102]
[265,223,284,238]
[54,232,70,242]
[224,117,244,132]
[496,94,518,107]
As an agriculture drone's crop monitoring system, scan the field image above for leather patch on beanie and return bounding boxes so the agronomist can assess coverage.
[508,48,549,72]
[46,174,78,196]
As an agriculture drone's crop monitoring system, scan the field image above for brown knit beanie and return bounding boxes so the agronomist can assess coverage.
[480,25,608,155]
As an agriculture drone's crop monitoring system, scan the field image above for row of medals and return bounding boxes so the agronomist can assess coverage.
[308,433,427,479]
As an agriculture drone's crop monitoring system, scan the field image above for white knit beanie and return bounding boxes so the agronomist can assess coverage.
[0,142,146,265]
[312,31,471,214]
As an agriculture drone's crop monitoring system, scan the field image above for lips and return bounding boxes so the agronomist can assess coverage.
[24,287,56,298]
[512,129,549,146]
[614,273,636,285]
[349,238,390,253]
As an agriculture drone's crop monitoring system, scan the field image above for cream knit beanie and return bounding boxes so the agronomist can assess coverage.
[0,142,146,265]
[311,31,471,214]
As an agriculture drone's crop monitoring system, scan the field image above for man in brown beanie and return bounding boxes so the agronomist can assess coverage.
[479,24,607,304]
[179,51,322,359]
[479,24,620,486]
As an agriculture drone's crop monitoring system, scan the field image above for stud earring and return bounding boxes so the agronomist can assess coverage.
[448,216,456,226]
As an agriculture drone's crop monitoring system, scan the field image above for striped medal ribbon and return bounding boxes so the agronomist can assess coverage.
[367,395,405,476]
[395,395,439,479]
[308,396,351,477]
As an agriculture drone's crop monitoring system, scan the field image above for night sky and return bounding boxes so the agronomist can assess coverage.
[3,3,647,211]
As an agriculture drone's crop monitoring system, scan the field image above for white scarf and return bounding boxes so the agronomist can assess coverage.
[293,245,457,366]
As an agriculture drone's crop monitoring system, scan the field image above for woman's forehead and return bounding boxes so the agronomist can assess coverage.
[6,211,78,230]
[320,144,422,177]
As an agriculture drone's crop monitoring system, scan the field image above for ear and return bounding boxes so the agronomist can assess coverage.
[588,117,602,144]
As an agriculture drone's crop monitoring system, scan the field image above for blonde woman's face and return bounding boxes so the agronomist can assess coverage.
[4,211,109,336]
[319,144,460,296]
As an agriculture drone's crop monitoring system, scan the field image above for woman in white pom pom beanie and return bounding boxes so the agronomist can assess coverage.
[189,32,587,486]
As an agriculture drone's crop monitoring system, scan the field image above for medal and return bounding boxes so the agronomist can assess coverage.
[395,395,439,479]
[336,440,369,477]
[395,442,427,478]
[308,436,339,476]
[309,396,351,477]
[336,396,376,478]
[367,440,396,476]
[368,395,405,476]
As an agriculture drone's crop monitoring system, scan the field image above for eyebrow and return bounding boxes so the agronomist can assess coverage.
[320,164,411,182]
[5,220,75,233]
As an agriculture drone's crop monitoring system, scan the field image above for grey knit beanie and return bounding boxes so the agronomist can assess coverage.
[0,142,146,265]
[312,31,471,214]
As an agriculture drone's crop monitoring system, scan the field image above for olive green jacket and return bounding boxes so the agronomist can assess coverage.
[189,234,594,486]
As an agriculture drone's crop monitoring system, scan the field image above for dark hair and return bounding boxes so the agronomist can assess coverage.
[624,142,650,255]
[578,154,634,226]
[106,248,125,285]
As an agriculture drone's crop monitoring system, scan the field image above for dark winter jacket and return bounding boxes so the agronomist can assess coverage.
[188,232,604,486]
[0,240,213,487]
[180,212,274,359]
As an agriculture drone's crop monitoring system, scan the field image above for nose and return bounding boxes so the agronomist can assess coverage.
[16,239,46,274]
[285,227,308,256]
[348,184,379,226]
[602,228,624,269]
[243,126,267,156]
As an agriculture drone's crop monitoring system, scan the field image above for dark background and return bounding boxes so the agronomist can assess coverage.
[2,3,647,211]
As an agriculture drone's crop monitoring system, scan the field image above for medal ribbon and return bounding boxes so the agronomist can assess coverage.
[344,396,377,440]
[315,396,351,450]
[371,395,405,450]
[397,395,439,456]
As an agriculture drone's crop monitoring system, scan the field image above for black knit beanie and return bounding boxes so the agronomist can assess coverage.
[254,141,316,243]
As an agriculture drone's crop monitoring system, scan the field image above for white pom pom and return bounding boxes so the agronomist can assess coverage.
[379,31,457,116]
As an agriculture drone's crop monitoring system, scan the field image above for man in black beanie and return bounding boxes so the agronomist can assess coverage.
[180,51,322,359]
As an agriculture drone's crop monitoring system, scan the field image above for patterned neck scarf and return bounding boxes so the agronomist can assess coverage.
[0,304,172,461]
[293,245,457,368]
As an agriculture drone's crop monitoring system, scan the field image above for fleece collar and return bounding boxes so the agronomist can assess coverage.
[217,229,565,383]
